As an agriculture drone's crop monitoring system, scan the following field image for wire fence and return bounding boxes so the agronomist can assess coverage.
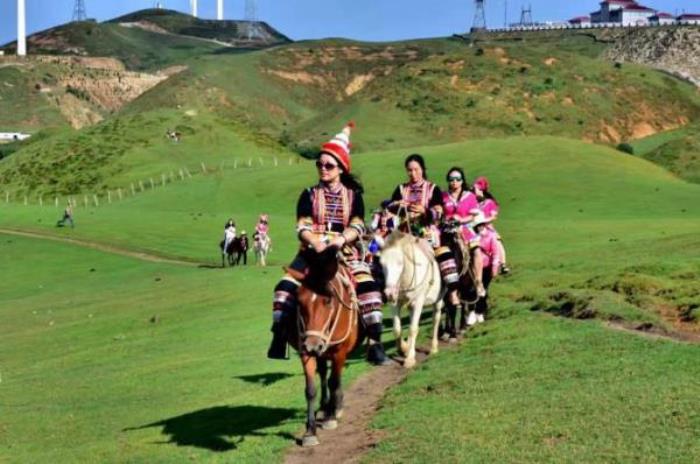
[2,155,304,210]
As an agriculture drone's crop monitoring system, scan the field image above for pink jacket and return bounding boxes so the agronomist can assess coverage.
[479,198,499,222]
[256,223,269,235]
[479,227,502,274]
[443,191,480,247]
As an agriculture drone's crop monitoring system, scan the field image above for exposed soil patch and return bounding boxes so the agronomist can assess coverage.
[606,321,700,344]
[345,74,375,96]
[284,352,429,464]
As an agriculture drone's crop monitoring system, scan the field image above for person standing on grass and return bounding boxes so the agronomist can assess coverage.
[473,176,510,275]
[268,122,390,366]
[56,203,74,228]
[237,231,249,265]
[466,212,502,326]
[222,219,236,257]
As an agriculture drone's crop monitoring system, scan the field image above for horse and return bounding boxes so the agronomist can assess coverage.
[254,233,271,266]
[380,230,444,368]
[284,246,362,447]
[219,237,245,267]
[439,221,481,339]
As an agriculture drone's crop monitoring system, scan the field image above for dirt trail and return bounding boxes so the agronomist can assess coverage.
[285,351,428,464]
[0,228,199,267]
[606,321,700,344]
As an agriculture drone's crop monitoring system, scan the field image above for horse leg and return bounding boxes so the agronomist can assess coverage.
[431,299,444,355]
[404,298,424,369]
[316,359,329,421]
[391,304,406,356]
[301,354,319,447]
[322,352,346,430]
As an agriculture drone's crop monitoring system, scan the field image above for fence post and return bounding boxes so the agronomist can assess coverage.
[179,169,185,181]
[5,191,8,203]
[161,173,167,186]
[169,171,175,182]
[234,159,238,169]
[258,157,263,166]
[84,195,88,208]
[185,167,192,178]
[248,158,252,167]
[149,178,155,190]
[39,196,43,207]
[139,181,144,192]
[274,157,278,167]
[118,188,122,200]
[201,162,207,173]
[93,194,99,207]
[55,196,58,208]
[24,195,28,206]
[107,191,112,204]
[288,157,293,165]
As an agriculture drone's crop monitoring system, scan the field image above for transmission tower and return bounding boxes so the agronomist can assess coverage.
[519,4,533,26]
[245,0,264,40]
[72,0,87,22]
[471,0,487,32]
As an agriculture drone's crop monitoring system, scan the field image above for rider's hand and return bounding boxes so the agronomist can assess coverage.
[409,204,426,215]
[328,236,346,249]
[313,241,328,254]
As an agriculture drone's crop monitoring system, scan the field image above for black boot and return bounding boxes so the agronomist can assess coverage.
[267,321,289,360]
[366,323,391,366]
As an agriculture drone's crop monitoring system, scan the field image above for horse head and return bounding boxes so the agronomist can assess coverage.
[294,246,344,356]
[380,231,411,304]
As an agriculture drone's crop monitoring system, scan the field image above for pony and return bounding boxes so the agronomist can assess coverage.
[254,233,272,266]
[439,221,479,339]
[284,246,362,447]
[219,237,246,267]
[380,230,444,368]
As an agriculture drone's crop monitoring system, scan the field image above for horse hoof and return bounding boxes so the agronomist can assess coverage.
[440,333,450,342]
[403,358,416,369]
[430,346,439,355]
[336,409,344,419]
[321,419,338,430]
[448,337,458,344]
[315,410,327,421]
[301,435,320,447]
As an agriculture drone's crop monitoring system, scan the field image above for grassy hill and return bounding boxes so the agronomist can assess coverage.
[3,34,700,196]
[631,123,700,183]
[1,135,698,462]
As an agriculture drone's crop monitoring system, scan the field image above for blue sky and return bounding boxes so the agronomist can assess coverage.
[1,0,697,44]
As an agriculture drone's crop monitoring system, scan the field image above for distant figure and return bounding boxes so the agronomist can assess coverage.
[165,128,181,143]
[254,214,272,266]
[56,203,74,228]
[236,231,249,266]
[221,219,237,267]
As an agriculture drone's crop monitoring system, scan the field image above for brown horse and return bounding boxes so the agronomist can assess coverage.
[440,222,479,338]
[285,246,362,447]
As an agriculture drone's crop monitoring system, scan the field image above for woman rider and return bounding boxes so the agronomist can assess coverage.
[472,176,509,274]
[268,123,390,366]
[441,167,485,310]
[387,154,460,298]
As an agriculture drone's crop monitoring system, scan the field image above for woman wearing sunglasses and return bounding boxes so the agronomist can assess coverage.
[268,123,390,366]
[441,167,485,332]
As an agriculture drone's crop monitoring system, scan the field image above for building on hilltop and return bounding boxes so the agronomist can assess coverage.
[649,12,676,25]
[677,14,700,25]
[590,0,655,25]
[568,16,592,26]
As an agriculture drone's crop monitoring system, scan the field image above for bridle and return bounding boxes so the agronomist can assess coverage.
[296,263,358,356]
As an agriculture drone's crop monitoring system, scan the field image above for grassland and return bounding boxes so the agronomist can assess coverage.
[1,135,698,462]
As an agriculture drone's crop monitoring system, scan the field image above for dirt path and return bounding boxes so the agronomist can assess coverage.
[606,321,700,344]
[0,228,200,267]
[284,351,429,464]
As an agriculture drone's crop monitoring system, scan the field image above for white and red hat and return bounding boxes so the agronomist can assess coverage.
[321,121,355,173]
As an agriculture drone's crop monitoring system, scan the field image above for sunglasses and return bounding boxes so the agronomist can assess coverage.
[315,161,339,171]
[448,176,463,182]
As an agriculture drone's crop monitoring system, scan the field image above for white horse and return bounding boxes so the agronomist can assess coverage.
[380,230,444,368]
[254,233,271,266]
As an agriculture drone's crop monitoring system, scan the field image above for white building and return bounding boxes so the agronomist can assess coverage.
[0,132,31,142]
[569,16,592,26]
[649,13,676,25]
[590,1,655,25]
[677,14,700,25]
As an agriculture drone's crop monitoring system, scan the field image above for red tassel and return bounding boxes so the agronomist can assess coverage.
[346,121,356,129]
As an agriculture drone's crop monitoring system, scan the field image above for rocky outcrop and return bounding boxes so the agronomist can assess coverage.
[604,26,700,87]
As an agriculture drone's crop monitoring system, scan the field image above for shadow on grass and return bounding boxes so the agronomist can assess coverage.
[124,405,298,452]
[233,372,296,386]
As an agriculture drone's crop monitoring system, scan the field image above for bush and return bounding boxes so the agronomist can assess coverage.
[617,143,635,155]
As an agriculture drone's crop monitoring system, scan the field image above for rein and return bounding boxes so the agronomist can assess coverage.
[297,264,359,355]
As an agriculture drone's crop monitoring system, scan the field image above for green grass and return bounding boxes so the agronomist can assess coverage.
[1,134,698,462]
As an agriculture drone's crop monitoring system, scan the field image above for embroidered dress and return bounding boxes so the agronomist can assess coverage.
[273,184,382,324]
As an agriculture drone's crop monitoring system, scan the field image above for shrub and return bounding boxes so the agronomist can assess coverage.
[617,143,635,155]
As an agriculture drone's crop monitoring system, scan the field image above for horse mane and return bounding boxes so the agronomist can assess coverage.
[300,246,339,296]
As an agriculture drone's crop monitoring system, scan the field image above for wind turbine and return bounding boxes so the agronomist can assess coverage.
[190,0,198,17]
[217,0,224,20]
[17,0,26,56]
